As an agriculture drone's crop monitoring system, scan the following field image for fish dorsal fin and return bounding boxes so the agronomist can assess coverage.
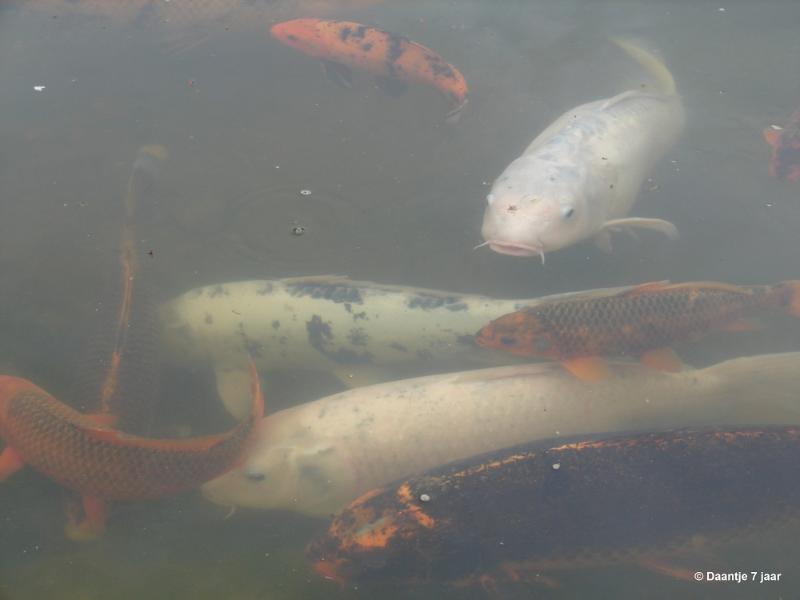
[763,128,782,147]
[618,281,672,296]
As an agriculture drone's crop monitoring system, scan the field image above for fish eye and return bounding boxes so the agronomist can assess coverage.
[499,336,516,346]
[562,207,575,219]
[486,193,495,205]
[245,471,266,482]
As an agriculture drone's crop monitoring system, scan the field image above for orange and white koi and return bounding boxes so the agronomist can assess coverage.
[0,362,263,541]
[476,280,800,382]
[269,19,468,122]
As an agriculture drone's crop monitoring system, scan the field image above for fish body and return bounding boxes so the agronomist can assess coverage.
[159,277,638,417]
[476,280,800,380]
[308,426,800,587]
[763,110,800,182]
[269,19,468,122]
[481,39,684,259]
[201,352,800,518]
[0,365,262,538]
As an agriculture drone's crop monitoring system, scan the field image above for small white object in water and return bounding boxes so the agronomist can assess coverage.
[419,493,431,502]
[33,85,46,92]
[552,463,561,470]
[299,189,312,196]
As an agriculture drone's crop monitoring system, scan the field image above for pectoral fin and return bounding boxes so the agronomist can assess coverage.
[215,366,255,420]
[322,60,353,89]
[600,218,679,240]
[560,356,612,381]
[65,494,108,542]
[0,445,25,481]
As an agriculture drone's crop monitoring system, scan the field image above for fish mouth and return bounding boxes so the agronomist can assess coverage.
[483,240,546,263]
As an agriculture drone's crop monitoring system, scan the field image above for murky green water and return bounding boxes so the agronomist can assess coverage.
[2,1,800,598]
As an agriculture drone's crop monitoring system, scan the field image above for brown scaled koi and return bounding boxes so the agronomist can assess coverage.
[308,426,800,591]
[476,280,800,381]
[0,362,263,541]
[269,19,468,123]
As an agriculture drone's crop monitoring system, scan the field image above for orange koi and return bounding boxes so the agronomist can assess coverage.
[476,280,800,382]
[763,110,800,182]
[270,19,468,122]
[0,362,263,540]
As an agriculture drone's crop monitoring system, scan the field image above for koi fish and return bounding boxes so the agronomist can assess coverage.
[480,39,684,260]
[269,19,468,123]
[763,110,800,182]
[0,362,263,541]
[69,145,166,433]
[203,352,800,518]
[476,280,800,381]
[308,426,800,589]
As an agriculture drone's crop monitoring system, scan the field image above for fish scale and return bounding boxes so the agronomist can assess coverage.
[477,281,800,367]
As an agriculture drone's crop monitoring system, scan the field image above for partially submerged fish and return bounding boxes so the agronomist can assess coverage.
[69,145,166,433]
[159,278,650,418]
[0,363,262,540]
[480,39,684,260]
[270,19,468,122]
[763,110,800,182]
[308,426,800,589]
[202,352,800,518]
[476,280,800,381]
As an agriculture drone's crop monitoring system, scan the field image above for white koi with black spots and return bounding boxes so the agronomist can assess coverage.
[159,276,648,416]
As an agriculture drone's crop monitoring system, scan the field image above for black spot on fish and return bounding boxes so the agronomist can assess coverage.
[347,328,369,346]
[339,26,352,42]
[257,283,274,296]
[204,313,214,325]
[279,336,288,345]
[306,315,333,351]
[288,283,364,304]
[445,303,468,312]
[271,320,280,330]
[353,25,368,40]
[361,42,373,52]
[385,33,407,78]
[408,294,463,310]
[425,54,456,80]
[389,342,408,352]
[287,34,298,42]
[209,285,228,298]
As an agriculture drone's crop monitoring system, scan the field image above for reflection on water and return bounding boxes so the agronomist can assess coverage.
[1,0,800,598]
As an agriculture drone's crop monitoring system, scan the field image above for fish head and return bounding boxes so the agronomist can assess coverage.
[269,19,327,57]
[201,412,357,517]
[476,309,557,359]
[306,481,439,585]
[480,158,594,259]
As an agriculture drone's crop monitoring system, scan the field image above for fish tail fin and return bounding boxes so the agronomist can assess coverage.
[774,280,800,317]
[611,37,676,96]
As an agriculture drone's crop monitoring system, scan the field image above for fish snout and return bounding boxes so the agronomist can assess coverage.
[269,19,318,51]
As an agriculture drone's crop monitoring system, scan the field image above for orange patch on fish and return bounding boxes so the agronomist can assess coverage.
[269,19,468,122]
